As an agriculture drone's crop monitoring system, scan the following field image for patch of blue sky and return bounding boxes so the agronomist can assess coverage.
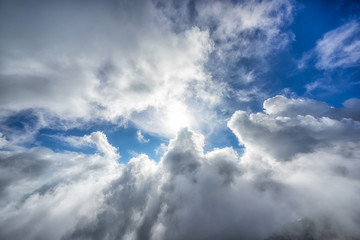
[260,0,360,108]
[2,109,39,132]
[291,0,355,55]
[106,127,167,162]
[1,109,241,162]
[36,123,169,162]
[204,127,244,155]
[37,126,244,163]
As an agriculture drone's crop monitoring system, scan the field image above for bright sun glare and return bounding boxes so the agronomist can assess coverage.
[164,103,192,135]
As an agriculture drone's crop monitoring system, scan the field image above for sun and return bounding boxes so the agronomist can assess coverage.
[164,102,193,136]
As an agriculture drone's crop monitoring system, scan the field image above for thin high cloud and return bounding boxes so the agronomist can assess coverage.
[1,96,360,240]
[299,20,360,70]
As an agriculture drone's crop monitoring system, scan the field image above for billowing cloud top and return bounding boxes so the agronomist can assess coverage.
[1,0,360,239]
[1,96,360,239]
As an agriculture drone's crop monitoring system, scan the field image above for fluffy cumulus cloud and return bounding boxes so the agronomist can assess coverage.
[229,95,360,161]
[0,131,120,240]
[1,96,360,240]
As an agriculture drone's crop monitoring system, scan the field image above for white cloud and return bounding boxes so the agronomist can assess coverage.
[60,131,119,160]
[198,0,293,59]
[0,132,121,240]
[263,95,330,117]
[299,20,360,70]
[0,0,296,139]
[157,0,293,60]
[137,130,149,143]
[2,1,359,239]
[86,131,120,160]
[155,143,168,156]
[156,0,294,94]
[1,97,360,239]
[228,95,360,161]
[0,0,215,138]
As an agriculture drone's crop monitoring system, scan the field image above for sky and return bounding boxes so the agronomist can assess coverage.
[0,0,359,239]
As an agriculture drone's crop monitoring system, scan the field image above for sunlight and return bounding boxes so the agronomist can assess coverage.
[164,102,192,135]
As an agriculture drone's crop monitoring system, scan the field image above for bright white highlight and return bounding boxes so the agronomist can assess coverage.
[163,102,193,136]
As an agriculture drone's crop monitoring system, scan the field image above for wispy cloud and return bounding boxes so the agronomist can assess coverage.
[299,20,360,70]
[59,131,120,159]
[136,130,149,143]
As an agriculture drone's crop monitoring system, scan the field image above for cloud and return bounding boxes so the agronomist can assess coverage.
[155,143,168,156]
[61,131,119,159]
[157,0,293,59]
[64,129,283,240]
[0,0,214,137]
[157,0,294,90]
[299,20,360,70]
[0,132,120,240]
[0,0,296,139]
[1,1,359,239]
[199,0,293,59]
[0,133,8,148]
[262,95,331,117]
[228,95,360,161]
[137,130,149,143]
[1,96,360,239]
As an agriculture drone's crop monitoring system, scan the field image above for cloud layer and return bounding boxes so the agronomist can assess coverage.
[1,0,360,239]
[0,0,215,137]
[0,0,296,138]
[1,96,360,240]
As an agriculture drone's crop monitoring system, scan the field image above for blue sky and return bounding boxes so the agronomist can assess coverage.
[0,0,360,239]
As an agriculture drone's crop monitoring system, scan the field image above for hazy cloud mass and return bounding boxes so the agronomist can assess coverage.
[0,0,359,239]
